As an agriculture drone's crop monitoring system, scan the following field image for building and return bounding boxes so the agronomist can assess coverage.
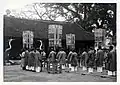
[4,15,94,59]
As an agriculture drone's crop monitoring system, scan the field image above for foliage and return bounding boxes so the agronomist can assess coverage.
[5,3,116,35]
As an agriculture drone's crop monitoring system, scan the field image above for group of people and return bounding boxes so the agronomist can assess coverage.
[20,48,46,72]
[80,45,116,76]
[20,45,116,76]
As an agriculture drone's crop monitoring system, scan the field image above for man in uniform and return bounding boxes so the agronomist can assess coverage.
[34,48,42,72]
[48,48,56,73]
[96,46,104,72]
[81,48,88,71]
[29,48,35,71]
[41,49,46,71]
[87,47,95,73]
[24,49,30,70]
[20,48,26,70]
[107,45,116,76]
[65,49,73,72]
[69,49,78,72]
[56,48,66,70]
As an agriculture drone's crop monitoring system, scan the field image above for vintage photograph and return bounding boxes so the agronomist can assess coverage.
[3,1,117,82]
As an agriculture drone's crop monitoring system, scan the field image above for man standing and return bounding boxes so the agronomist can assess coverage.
[87,47,95,73]
[65,49,73,72]
[70,49,78,72]
[29,48,35,71]
[81,48,88,71]
[24,49,30,70]
[41,49,46,71]
[34,49,42,72]
[56,48,66,70]
[20,49,26,70]
[96,46,104,72]
[107,45,116,76]
[47,48,56,73]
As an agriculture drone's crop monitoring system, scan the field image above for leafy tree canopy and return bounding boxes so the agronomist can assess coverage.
[5,3,116,35]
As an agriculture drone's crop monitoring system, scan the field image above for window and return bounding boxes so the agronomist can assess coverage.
[48,25,63,47]
[22,31,34,48]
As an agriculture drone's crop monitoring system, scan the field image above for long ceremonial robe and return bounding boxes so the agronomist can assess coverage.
[24,51,30,66]
[48,51,56,62]
[81,51,88,67]
[67,51,73,64]
[96,49,104,67]
[56,51,66,65]
[107,49,116,71]
[34,51,42,67]
[28,51,35,66]
[70,52,78,67]
[21,52,25,67]
[87,50,95,68]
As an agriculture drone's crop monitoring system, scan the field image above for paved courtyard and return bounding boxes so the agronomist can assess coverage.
[4,65,116,82]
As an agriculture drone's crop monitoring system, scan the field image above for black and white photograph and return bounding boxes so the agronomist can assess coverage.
[1,0,118,83]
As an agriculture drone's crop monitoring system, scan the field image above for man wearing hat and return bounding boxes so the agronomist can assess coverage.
[96,46,104,72]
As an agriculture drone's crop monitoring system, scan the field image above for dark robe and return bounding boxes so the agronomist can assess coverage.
[24,51,30,67]
[56,51,66,65]
[21,52,25,67]
[41,51,46,61]
[28,51,35,66]
[66,51,73,64]
[48,51,56,63]
[87,50,95,68]
[96,49,104,67]
[70,52,78,67]
[34,51,42,67]
[81,51,88,67]
[107,49,116,71]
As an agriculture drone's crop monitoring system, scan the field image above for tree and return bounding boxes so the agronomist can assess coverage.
[5,3,116,36]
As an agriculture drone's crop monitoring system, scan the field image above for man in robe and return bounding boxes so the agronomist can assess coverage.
[41,49,46,70]
[96,46,104,72]
[34,49,42,72]
[20,48,26,70]
[24,49,30,70]
[81,48,88,71]
[107,45,116,76]
[65,49,73,72]
[28,48,35,71]
[87,47,95,73]
[47,48,56,73]
[56,48,66,70]
[69,49,79,72]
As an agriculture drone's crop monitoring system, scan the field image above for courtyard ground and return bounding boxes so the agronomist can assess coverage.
[4,65,116,82]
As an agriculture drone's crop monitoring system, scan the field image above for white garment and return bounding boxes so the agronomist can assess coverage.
[69,64,71,67]
[62,65,65,69]
[108,71,113,75]
[75,67,78,71]
[97,67,103,72]
[82,66,87,71]
[50,63,53,68]
[71,66,74,71]
[31,66,34,71]
[88,68,93,73]
[26,65,29,70]
[35,67,41,72]
[28,66,32,70]
[112,71,116,76]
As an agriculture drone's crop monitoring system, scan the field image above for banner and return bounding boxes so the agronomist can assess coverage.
[66,34,75,46]
[48,25,63,47]
[94,28,106,42]
[22,31,34,48]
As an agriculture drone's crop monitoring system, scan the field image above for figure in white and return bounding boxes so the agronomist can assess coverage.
[5,39,15,63]
[38,40,43,50]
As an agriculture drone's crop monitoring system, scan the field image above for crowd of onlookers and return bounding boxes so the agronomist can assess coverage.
[20,45,116,76]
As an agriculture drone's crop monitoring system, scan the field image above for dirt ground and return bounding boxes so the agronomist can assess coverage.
[3,65,116,82]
